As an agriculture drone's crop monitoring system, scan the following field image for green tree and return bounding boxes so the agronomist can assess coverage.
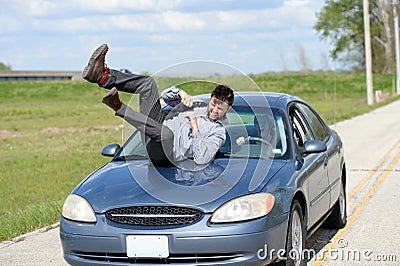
[315,0,394,73]
[0,62,12,71]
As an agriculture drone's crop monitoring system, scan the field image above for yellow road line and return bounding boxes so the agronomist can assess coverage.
[347,139,400,200]
[312,146,400,266]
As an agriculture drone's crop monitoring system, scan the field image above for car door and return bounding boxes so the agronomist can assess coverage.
[297,103,341,209]
[289,104,330,226]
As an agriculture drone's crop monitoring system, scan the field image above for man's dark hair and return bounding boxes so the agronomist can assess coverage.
[211,85,234,106]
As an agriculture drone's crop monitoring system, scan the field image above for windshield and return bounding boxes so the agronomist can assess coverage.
[218,107,289,160]
[114,106,289,161]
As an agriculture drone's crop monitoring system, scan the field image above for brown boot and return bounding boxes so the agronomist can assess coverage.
[82,44,110,85]
[102,87,122,111]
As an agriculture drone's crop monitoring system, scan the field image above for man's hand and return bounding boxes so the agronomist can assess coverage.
[236,136,246,145]
[178,90,193,107]
[185,113,199,134]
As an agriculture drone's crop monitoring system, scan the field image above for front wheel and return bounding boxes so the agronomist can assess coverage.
[278,200,306,266]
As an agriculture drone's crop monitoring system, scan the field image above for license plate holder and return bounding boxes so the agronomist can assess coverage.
[126,235,169,258]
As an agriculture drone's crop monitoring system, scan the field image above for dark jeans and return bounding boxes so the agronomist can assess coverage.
[102,69,174,166]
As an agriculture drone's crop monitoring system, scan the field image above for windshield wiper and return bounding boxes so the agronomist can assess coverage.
[113,154,148,161]
[215,152,231,158]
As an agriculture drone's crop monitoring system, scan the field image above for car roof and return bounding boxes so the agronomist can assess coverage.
[194,91,305,109]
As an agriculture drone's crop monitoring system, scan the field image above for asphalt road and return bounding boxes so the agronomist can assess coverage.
[0,100,399,266]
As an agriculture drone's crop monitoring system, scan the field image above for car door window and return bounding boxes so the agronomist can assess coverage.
[297,103,328,142]
[292,114,304,147]
[289,107,314,148]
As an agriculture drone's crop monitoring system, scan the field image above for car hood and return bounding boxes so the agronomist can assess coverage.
[74,158,287,213]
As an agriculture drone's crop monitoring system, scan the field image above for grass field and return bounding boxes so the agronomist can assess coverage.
[0,72,399,242]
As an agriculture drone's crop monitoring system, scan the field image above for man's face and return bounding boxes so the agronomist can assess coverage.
[207,97,230,121]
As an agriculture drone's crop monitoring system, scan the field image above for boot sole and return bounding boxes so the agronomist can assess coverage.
[82,44,109,81]
[103,87,118,101]
[102,87,119,109]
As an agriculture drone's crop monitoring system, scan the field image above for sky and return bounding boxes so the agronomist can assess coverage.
[0,0,331,74]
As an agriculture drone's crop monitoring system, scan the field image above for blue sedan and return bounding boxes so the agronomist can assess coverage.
[60,92,347,265]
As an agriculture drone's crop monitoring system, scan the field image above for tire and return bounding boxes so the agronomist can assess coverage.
[324,179,347,229]
[278,200,306,266]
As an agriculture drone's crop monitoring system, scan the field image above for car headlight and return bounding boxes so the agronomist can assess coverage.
[62,194,96,223]
[210,193,275,223]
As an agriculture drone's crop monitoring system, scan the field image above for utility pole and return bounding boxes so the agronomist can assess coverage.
[364,0,374,105]
[394,0,400,95]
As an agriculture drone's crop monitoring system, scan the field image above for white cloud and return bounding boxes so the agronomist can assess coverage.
[109,15,158,32]
[162,11,206,31]
[26,0,58,16]
[150,34,174,42]
[74,0,156,12]
[229,48,257,64]
[0,0,329,73]
[0,16,23,33]
[1,0,321,34]
[284,0,311,7]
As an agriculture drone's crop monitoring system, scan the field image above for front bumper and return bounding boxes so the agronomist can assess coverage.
[60,213,288,266]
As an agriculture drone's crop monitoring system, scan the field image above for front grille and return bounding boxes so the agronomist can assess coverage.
[105,206,203,226]
[73,251,243,264]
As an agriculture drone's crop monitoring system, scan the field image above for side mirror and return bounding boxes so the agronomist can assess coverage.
[303,140,327,155]
[101,144,121,157]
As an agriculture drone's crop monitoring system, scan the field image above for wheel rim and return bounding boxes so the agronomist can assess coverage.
[339,183,346,221]
[291,210,303,266]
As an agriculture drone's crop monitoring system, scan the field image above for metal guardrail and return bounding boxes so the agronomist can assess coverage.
[0,71,82,81]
